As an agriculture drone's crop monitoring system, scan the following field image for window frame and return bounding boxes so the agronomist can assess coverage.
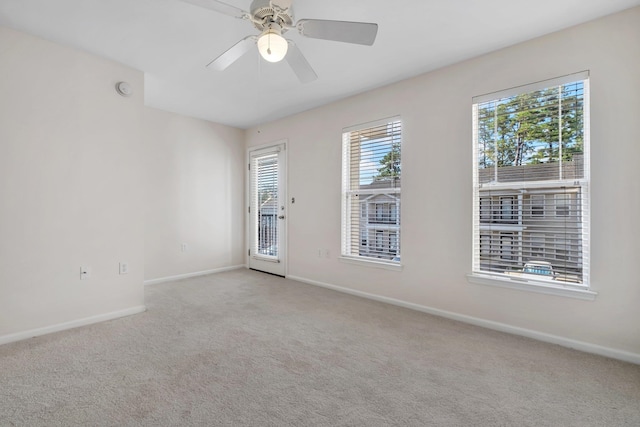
[530,194,545,217]
[468,72,595,300]
[340,116,403,271]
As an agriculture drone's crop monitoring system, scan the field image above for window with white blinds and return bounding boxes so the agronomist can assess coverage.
[342,117,402,263]
[472,72,590,289]
[252,152,279,258]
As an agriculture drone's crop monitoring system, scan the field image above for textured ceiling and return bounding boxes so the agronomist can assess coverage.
[1,0,638,128]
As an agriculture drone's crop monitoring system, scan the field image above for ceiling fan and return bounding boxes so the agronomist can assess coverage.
[182,0,379,83]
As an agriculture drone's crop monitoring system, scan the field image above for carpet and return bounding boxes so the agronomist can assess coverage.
[1,269,639,426]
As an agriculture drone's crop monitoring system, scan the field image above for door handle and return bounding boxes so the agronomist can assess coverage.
[278,215,285,219]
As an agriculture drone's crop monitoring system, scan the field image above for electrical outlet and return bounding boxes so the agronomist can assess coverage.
[181,243,188,253]
[119,262,129,275]
[80,266,91,280]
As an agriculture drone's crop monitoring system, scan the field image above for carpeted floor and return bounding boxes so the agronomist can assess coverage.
[1,269,639,426]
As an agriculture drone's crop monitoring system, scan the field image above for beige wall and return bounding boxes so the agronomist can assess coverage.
[0,26,246,341]
[1,8,638,358]
[246,8,640,356]
[143,108,245,281]
[0,27,145,337]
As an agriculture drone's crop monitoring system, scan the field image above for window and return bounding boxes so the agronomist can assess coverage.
[530,194,545,217]
[480,197,491,221]
[371,202,398,224]
[375,203,386,223]
[255,154,279,257]
[390,203,398,224]
[500,196,517,223]
[500,233,515,261]
[342,117,402,263]
[390,232,398,254]
[480,234,490,255]
[553,235,576,262]
[375,230,384,252]
[528,233,545,258]
[555,193,571,217]
[472,72,590,289]
[360,230,367,247]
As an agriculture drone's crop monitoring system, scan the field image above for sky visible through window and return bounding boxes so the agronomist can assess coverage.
[358,121,402,185]
[477,81,584,173]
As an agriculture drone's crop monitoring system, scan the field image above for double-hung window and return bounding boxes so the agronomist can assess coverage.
[342,117,402,264]
[471,72,591,294]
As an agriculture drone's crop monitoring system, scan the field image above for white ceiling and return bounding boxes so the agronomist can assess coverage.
[1,0,638,128]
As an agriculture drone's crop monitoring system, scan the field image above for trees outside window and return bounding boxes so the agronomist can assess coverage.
[473,72,589,287]
[342,118,402,263]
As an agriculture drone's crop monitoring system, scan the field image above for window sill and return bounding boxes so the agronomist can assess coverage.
[467,273,597,301]
[339,256,403,271]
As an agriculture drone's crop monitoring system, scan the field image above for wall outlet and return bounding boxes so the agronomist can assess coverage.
[181,243,188,253]
[119,262,129,275]
[317,248,329,258]
[80,266,91,280]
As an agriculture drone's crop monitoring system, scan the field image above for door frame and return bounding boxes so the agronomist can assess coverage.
[246,140,288,276]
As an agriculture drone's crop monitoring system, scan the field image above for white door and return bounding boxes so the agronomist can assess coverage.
[249,143,286,276]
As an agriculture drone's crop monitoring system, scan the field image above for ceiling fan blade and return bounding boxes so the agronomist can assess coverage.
[270,0,293,11]
[297,19,378,46]
[182,0,249,19]
[206,36,256,71]
[285,42,318,84]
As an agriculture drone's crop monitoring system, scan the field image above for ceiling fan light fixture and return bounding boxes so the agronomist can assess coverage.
[257,26,288,63]
[187,0,378,83]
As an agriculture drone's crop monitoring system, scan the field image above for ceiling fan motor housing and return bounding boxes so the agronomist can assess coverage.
[187,0,377,83]
[250,0,293,32]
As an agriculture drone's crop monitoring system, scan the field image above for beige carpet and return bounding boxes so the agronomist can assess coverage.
[1,269,639,426]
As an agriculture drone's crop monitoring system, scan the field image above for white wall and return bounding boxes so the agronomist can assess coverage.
[0,25,246,341]
[2,8,638,357]
[246,8,640,356]
[0,27,145,339]
[143,108,245,281]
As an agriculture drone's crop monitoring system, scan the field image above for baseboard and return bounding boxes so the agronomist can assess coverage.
[144,265,246,286]
[0,305,147,346]
[287,275,640,365]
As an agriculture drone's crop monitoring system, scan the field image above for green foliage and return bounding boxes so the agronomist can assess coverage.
[478,83,584,169]
[376,142,401,178]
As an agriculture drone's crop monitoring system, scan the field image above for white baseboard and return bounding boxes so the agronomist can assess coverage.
[287,275,640,365]
[0,305,147,346]
[144,265,246,286]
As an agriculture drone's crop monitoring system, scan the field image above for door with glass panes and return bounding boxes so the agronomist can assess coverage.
[248,144,286,276]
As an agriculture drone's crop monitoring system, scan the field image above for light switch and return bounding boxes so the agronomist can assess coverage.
[119,262,129,275]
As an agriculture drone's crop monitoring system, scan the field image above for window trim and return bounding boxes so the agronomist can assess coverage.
[339,255,403,271]
[470,72,593,298]
[466,273,597,300]
[341,116,402,267]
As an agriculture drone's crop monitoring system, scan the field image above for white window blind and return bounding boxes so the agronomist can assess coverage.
[251,152,279,258]
[342,117,402,263]
[472,72,590,289]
